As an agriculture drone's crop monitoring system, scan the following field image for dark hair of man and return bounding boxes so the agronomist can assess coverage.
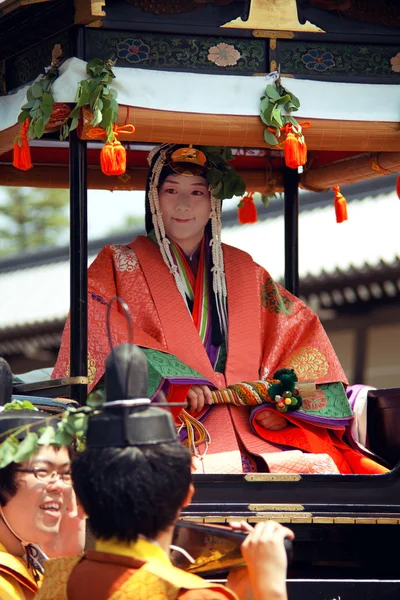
[0,463,18,507]
[71,443,192,542]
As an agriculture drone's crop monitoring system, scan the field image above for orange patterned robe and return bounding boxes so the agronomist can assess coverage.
[53,237,386,475]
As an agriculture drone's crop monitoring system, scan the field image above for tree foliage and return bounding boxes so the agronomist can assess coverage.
[0,187,69,256]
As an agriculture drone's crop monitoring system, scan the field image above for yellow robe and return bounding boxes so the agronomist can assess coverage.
[36,537,237,600]
[0,542,39,600]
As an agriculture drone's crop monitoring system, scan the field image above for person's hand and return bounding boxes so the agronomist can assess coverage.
[187,385,212,414]
[44,487,87,558]
[255,409,287,431]
[230,520,294,600]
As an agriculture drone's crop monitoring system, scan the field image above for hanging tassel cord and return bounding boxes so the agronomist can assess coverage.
[179,409,211,459]
[87,124,135,176]
[280,121,311,170]
[237,191,258,225]
[332,185,348,223]
[12,118,33,171]
[87,123,135,142]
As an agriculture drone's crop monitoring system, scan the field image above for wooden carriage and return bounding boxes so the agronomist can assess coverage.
[1,1,400,596]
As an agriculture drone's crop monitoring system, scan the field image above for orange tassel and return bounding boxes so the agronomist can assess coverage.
[332,186,348,223]
[282,123,309,169]
[13,118,33,171]
[396,175,400,199]
[87,123,135,176]
[100,140,126,176]
[238,192,258,224]
[284,131,303,169]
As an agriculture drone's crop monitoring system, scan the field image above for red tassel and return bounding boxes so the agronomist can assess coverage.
[100,140,126,176]
[332,186,348,223]
[13,118,33,171]
[238,192,258,224]
[396,175,400,199]
[283,131,307,169]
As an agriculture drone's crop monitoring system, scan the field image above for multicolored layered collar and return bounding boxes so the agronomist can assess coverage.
[169,237,209,344]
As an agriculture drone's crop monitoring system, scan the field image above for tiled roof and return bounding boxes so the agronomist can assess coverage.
[222,190,400,283]
[0,176,398,333]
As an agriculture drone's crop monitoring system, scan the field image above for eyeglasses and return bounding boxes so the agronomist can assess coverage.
[15,468,73,485]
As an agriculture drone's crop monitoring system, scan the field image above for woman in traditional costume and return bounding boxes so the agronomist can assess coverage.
[0,406,84,600]
[53,143,387,475]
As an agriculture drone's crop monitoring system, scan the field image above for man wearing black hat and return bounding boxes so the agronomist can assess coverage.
[37,397,293,600]
[0,405,85,600]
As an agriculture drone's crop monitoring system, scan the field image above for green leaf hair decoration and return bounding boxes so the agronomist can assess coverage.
[60,58,119,144]
[0,405,93,469]
[200,146,246,200]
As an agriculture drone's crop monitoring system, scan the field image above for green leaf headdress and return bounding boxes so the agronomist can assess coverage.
[0,400,88,469]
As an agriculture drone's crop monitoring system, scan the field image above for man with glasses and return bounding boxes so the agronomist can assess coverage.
[0,406,85,600]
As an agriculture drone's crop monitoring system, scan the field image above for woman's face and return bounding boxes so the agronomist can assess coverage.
[2,446,72,548]
[158,174,211,255]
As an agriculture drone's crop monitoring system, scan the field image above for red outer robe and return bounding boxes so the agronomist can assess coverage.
[53,238,386,475]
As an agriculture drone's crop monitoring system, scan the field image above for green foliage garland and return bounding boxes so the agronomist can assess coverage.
[60,58,119,143]
[260,78,301,146]
[16,44,64,143]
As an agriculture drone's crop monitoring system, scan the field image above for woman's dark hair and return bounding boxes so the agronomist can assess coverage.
[72,442,192,543]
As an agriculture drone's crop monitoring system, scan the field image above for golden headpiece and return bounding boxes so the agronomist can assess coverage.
[168,144,207,176]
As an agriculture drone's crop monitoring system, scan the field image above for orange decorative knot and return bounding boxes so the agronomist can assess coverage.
[12,118,33,171]
[332,185,348,223]
[87,124,135,176]
[237,192,258,225]
[281,122,310,170]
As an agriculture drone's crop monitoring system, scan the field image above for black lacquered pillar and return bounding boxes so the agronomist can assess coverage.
[69,130,88,404]
[284,166,300,296]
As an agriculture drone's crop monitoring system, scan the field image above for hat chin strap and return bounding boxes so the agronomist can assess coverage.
[0,506,48,581]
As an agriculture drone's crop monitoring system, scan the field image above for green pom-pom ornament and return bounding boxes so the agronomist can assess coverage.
[272,369,302,413]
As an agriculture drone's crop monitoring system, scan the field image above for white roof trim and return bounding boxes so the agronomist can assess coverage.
[2,57,400,133]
